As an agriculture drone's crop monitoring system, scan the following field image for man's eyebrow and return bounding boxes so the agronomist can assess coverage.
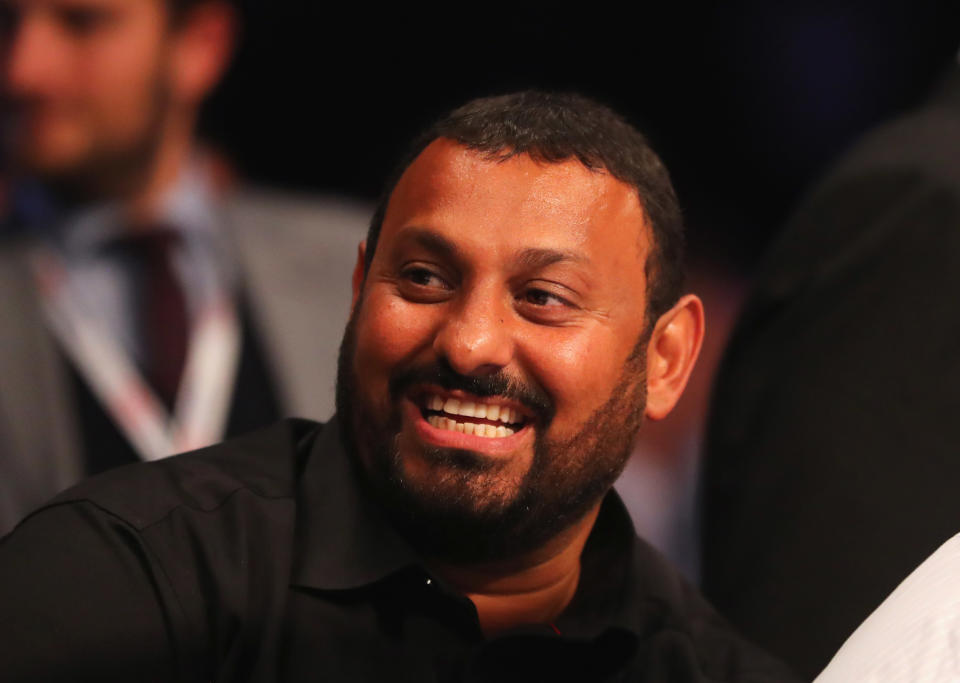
[394,228,589,269]
[515,247,590,270]
[395,228,462,261]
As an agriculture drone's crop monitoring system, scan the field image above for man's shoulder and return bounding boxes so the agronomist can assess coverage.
[830,105,960,187]
[0,236,40,327]
[223,187,371,244]
[809,70,960,199]
[218,189,371,420]
[0,233,33,278]
[752,92,960,300]
[36,418,325,533]
[627,538,802,681]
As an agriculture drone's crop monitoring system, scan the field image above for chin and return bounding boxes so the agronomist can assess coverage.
[15,142,86,182]
[395,443,526,514]
[13,119,82,167]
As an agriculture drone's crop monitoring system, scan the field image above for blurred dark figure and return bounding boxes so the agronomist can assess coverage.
[700,57,960,679]
[0,0,369,536]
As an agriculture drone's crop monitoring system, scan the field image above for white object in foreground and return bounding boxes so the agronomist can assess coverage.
[816,531,960,682]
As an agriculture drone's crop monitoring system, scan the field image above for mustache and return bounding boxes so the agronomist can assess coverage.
[389,358,554,424]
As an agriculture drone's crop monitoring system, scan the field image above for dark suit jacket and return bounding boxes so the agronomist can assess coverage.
[700,66,960,679]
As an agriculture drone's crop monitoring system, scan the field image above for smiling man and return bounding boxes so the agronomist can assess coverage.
[0,92,799,682]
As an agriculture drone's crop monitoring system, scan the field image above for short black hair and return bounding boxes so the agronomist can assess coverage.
[365,91,685,323]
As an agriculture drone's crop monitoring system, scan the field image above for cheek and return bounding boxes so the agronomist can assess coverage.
[80,36,164,120]
[518,328,631,425]
[353,293,439,384]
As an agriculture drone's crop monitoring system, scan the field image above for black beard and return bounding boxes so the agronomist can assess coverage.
[335,299,648,564]
[2,71,171,205]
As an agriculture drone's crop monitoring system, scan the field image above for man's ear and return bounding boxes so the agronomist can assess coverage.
[644,294,705,421]
[351,241,367,312]
[169,1,237,106]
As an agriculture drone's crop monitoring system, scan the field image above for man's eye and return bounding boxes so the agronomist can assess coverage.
[521,288,568,308]
[403,267,448,288]
[397,267,454,303]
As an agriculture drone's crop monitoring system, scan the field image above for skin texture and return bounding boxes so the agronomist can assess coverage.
[339,139,705,633]
[0,0,233,209]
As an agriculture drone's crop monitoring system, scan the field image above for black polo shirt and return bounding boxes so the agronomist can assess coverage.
[0,418,799,682]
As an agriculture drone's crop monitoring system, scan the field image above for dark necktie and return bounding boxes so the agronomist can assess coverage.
[112,229,189,411]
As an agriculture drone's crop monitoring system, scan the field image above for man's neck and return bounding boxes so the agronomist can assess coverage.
[124,118,195,227]
[429,504,602,636]
[27,114,197,227]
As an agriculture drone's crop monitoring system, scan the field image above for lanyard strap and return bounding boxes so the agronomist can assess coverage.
[30,248,241,461]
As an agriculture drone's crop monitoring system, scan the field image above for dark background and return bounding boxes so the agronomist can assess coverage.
[201,0,960,272]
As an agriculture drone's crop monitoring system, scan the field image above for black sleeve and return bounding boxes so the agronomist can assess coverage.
[0,502,187,682]
[700,168,960,680]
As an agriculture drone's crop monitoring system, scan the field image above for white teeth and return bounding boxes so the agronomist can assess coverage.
[426,414,517,438]
[426,394,523,426]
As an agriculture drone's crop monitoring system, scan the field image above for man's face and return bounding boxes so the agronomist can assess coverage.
[338,139,654,562]
[0,0,172,185]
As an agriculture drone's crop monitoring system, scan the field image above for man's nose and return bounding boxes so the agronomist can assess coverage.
[432,287,515,377]
[4,16,64,96]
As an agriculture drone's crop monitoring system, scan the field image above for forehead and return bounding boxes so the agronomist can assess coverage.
[380,139,651,267]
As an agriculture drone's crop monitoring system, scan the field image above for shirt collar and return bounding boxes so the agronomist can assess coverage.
[12,156,224,258]
[560,493,671,640]
[567,492,719,646]
[291,416,420,590]
[291,416,676,642]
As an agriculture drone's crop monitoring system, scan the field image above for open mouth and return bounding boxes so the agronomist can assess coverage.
[419,392,529,438]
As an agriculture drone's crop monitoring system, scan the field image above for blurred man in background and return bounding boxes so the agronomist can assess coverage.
[0,0,369,535]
